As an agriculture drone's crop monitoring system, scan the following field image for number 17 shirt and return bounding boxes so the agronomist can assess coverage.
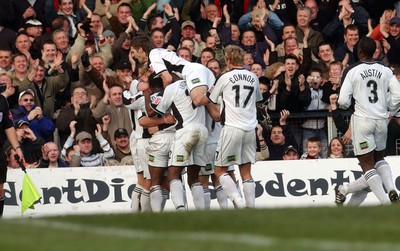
[207,68,262,131]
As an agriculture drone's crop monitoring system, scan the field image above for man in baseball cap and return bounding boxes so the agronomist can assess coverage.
[75,131,92,142]
[282,145,299,160]
[18,89,35,102]
[25,19,43,39]
[388,16,400,41]
[114,128,128,139]
[15,120,30,129]
[390,16,400,26]
[112,128,132,163]
[181,20,196,29]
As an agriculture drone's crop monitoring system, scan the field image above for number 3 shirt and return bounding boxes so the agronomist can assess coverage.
[208,68,262,131]
[338,61,400,119]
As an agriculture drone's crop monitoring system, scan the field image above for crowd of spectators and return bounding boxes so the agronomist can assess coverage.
[2,0,400,168]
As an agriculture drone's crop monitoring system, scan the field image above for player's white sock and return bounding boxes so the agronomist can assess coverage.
[183,182,188,208]
[219,173,245,208]
[150,185,163,213]
[161,188,169,211]
[339,176,368,196]
[203,187,211,210]
[347,189,370,206]
[140,189,151,212]
[365,169,390,205]
[242,179,255,208]
[170,179,186,210]
[191,182,205,210]
[131,184,142,212]
[375,160,395,192]
[236,180,243,198]
[215,185,228,209]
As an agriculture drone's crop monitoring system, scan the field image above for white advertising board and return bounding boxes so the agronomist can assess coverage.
[4,157,400,218]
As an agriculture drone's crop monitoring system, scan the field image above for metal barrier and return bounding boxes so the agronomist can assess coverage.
[269,110,354,156]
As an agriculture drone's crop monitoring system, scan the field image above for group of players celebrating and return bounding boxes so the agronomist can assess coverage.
[125,36,262,212]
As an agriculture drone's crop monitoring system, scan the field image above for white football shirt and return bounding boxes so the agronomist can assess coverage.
[338,61,400,119]
[208,68,262,131]
[151,80,206,129]
[149,48,188,78]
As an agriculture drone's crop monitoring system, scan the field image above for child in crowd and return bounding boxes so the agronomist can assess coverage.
[302,67,328,157]
[300,137,323,160]
[244,52,254,69]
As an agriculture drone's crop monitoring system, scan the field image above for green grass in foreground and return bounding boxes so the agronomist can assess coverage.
[2,206,400,251]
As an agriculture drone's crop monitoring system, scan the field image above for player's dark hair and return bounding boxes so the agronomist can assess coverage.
[148,73,164,92]
[359,36,376,58]
[131,36,154,54]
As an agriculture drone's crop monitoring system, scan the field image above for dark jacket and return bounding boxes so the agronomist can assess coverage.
[13,0,46,30]
[266,125,299,160]
[37,158,69,168]
[20,137,45,165]
[56,102,105,153]
[275,72,312,113]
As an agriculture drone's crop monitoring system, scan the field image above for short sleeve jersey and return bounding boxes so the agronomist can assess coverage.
[149,48,188,77]
[150,80,206,130]
[123,90,150,139]
[338,61,400,119]
[208,68,262,131]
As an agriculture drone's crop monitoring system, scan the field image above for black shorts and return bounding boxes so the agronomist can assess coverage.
[0,151,7,183]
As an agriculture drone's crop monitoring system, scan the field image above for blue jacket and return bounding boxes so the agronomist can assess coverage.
[11,104,55,141]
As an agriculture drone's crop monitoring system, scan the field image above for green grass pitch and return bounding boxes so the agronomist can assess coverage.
[2,206,400,251]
